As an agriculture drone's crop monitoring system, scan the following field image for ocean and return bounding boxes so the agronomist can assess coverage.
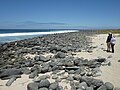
[0,29,78,44]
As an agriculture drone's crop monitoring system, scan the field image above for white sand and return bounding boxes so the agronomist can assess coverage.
[0,34,120,90]
[75,34,120,87]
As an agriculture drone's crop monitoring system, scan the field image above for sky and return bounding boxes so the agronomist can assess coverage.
[0,0,120,29]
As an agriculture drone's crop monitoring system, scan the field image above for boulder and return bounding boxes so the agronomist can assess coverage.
[55,52,65,58]
[39,55,49,62]
[67,75,74,81]
[0,68,22,79]
[6,76,16,86]
[73,74,81,81]
[97,85,107,90]
[41,66,49,73]
[29,70,38,79]
[38,79,50,88]
[57,86,64,90]
[27,83,38,90]
[49,82,59,90]
[21,67,31,74]
[71,85,76,90]
[34,56,40,61]
[77,82,88,90]
[105,82,114,90]
[52,65,59,71]
[34,55,49,62]
[52,74,58,79]
[68,70,76,74]
[55,78,62,82]
[80,76,103,88]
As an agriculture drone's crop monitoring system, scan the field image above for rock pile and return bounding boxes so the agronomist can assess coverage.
[27,79,63,90]
[0,31,93,68]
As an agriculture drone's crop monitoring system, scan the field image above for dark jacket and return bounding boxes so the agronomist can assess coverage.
[106,35,112,43]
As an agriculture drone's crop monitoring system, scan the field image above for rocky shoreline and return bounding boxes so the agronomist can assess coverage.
[0,31,119,90]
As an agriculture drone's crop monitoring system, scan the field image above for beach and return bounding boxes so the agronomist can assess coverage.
[0,31,120,90]
[75,34,120,87]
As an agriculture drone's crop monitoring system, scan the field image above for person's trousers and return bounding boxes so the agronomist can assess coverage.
[107,42,111,51]
[111,43,115,53]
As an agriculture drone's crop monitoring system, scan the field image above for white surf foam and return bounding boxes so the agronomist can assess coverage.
[0,30,78,37]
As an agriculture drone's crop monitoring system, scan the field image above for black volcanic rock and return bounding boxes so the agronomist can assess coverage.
[55,52,66,58]
[80,76,103,88]
[38,79,50,88]
[0,68,22,79]
[49,82,59,90]
[97,85,107,90]
[105,82,114,90]
[27,82,38,90]
[29,70,38,79]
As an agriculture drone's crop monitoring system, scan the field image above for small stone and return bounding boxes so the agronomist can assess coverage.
[118,60,120,62]
[97,58,106,63]
[108,62,111,66]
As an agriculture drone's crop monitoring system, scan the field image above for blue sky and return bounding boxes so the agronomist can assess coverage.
[0,0,120,29]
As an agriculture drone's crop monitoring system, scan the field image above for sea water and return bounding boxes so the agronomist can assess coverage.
[0,29,78,44]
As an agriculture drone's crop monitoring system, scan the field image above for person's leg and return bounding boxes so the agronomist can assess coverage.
[107,42,110,52]
[111,44,115,53]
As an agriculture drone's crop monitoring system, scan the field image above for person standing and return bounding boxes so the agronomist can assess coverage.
[110,36,116,53]
[106,33,112,52]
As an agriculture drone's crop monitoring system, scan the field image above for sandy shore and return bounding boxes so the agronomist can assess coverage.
[0,34,120,90]
[75,34,120,87]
